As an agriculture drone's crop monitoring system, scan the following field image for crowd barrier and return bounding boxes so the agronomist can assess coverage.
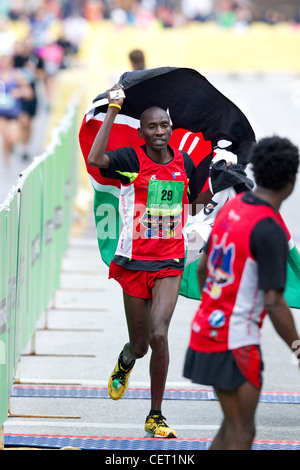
[0,94,80,439]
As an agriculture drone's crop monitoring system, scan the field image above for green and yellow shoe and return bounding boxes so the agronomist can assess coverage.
[108,352,135,400]
[144,414,177,438]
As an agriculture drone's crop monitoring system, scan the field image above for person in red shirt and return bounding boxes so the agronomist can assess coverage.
[183,135,300,450]
[88,84,207,438]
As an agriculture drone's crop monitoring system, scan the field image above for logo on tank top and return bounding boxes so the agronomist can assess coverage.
[208,310,225,328]
[203,233,235,299]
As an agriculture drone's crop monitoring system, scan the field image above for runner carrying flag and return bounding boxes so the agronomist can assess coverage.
[87,83,223,438]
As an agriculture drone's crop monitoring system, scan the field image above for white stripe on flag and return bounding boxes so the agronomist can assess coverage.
[89,175,120,198]
[188,136,200,154]
[86,110,140,130]
[288,238,295,250]
[179,131,192,150]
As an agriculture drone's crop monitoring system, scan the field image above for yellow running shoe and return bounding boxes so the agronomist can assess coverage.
[108,352,135,400]
[144,414,177,438]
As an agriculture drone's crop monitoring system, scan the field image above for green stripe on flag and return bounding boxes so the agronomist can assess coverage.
[92,184,300,310]
[284,244,300,309]
[180,259,201,301]
[93,188,122,267]
[180,245,300,309]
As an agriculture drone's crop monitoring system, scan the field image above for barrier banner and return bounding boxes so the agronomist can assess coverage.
[58,101,79,253]
[0,96,80,428]
[0,189,19,425]
[39,101,79,310]
[0,206,8,427]
[16,161,43,351]
[39,150,60,311]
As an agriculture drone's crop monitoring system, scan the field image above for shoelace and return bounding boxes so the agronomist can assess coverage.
[150,415,168,427]
[112,359,134,385]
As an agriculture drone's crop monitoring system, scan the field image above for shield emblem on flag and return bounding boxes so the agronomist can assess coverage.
[79,67,256,193]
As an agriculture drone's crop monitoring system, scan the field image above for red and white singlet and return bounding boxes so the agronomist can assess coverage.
[116,146,189,261]
[189,193,288,353]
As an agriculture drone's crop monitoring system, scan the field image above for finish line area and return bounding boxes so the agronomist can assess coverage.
[4,384,300,450]
[10,384,300,404]
[4,433,300,450]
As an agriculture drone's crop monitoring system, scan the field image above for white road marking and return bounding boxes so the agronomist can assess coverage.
[15,379,211,389]
[4,420,218,430]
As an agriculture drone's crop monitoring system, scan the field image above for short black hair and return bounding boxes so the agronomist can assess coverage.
[249,136,299,190]
[139,106,169,127]
[129,49,145,70]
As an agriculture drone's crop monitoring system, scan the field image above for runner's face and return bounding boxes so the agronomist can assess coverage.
[139,109,172,150]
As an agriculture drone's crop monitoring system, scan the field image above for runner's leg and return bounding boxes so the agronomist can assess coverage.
[122,292,151,364]
[149,275,182,410]
[210,381,261,450]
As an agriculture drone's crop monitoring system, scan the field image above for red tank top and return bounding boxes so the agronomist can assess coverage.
[189,193,287,352]
[116,146,189,261]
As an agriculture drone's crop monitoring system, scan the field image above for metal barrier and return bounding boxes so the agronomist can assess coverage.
[0,95,80,444]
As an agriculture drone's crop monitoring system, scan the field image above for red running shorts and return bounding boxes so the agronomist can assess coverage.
[232,345,263,389]
[109,260,183,300]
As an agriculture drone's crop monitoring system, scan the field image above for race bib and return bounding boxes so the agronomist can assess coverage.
[146,179,184,216]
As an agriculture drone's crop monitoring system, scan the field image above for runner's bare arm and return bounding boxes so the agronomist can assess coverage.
[197,251,208,293]
[88,85,124,168]
[264,289,300,366]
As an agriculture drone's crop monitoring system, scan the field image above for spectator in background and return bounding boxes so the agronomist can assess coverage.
[83,0,105,21]
[29,5,56,47]
[156,4,175,27]
[0,54,34,164]
[0,16,16,56]
[214,0,252,29]
[0,0,10,18]
[60,9,90,56]
[181,0,213,22]
[13,36,45,160]
[129,49,146,70]
[36,35,64,108]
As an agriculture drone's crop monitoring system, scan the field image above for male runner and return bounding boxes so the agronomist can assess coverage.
[183,136,300,449]
[88,84,204,437]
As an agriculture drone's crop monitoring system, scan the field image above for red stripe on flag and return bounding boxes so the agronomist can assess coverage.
[170,129,212,167]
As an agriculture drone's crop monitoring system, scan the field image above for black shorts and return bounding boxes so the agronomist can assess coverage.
[183,345,264,391]
[21,98,38,117]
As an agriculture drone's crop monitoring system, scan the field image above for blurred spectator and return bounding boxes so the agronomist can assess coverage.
[214,0,237,27]
[129,49,146,70]
[0,17,17,56]
[60,0,83,18]
[0,0,10,18]
[29,5,56,48]
[0,54,34,164]
[111,7,128,28]
[56,32,75,68]
[214,0,252,28]
[13,36,45,160]
[83,0,105,21]
[36,36,64,107]
[234,1,252,29]
[156,4,175,27]
[43,0,62,17]
[181,0,213,21]
[134,3,157,29]
[263,9,286,25]
[61,9,89,55]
